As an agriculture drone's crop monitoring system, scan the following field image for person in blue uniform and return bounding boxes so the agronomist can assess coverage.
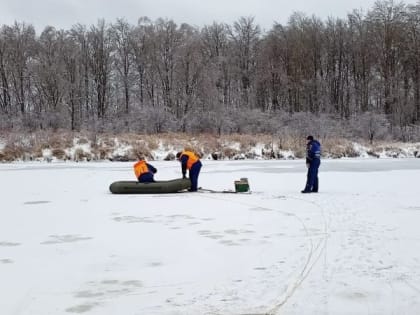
[302,135,321,193]
[176,150,202,192]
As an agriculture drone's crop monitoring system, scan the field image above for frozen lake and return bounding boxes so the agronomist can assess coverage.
[1,158,420,314]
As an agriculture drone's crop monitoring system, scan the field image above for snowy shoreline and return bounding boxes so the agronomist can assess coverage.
[1,132,419,162]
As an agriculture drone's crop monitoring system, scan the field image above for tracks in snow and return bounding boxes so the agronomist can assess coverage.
[198,192,330,315]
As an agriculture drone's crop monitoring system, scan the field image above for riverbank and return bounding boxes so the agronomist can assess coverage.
[1,131,419,162]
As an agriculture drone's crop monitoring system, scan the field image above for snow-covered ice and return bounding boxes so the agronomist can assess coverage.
[1,159,420,315]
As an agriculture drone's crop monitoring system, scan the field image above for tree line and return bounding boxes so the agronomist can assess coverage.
[1,0,420,142]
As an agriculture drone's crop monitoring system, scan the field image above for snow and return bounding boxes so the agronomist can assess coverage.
[111,138,132,158]
[41,148,52,157]
[152,142,175,161]
[1,159,420,314]
[65,138,93,160]
[351,142,369,158]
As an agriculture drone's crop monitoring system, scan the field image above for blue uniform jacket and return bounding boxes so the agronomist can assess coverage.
[306,140,321,163]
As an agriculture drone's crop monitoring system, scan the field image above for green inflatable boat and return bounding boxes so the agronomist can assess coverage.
[109,178,191,194]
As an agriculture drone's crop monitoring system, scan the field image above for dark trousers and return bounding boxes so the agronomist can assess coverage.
[138,173,155,183]
[189,161,202,191]
[304,159,320,192]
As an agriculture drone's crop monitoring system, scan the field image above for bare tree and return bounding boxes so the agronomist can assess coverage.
[88,20,113,120]
[405,3,420,122]
[130,17,152,107]
[201,22,232,120]
[227,16,261,109]
[34,26,67,129]
[367,0,406,116]
[174,23,205,131]
[0,28,12,115]
[110,18,133,115]
[348,10,374,113]
[150,19,182,111]
[60,32,84,131]
[69,24,92,124]
[2,22,36,115]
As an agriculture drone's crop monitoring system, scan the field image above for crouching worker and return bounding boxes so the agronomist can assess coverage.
[176,150,202,192]
[134,156,157,183]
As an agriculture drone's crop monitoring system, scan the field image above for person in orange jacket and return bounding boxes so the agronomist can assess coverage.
[176,150,202,191]
[133,156,157,183]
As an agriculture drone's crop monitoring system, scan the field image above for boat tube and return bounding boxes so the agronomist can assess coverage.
[109,178,191,194]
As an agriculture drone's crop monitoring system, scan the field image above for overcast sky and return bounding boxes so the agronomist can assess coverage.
[0,0,418,33]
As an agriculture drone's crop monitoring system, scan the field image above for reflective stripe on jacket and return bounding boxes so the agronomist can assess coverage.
[306,140,321,161]
[133,160,149,178]
[181,151,199,170]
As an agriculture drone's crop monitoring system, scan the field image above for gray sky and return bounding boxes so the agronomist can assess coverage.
[0,0,418,32]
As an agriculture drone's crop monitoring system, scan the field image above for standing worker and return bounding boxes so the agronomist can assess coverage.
[301,135,321,193]
[134,155,157,183]
[176,150,202,192]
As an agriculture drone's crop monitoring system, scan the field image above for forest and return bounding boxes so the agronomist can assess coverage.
[1,0,420,143]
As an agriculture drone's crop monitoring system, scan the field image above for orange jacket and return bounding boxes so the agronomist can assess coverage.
[180,151,199,170]
[133,160,149,178]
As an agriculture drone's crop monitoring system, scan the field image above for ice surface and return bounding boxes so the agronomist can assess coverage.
[1,159,419,314]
